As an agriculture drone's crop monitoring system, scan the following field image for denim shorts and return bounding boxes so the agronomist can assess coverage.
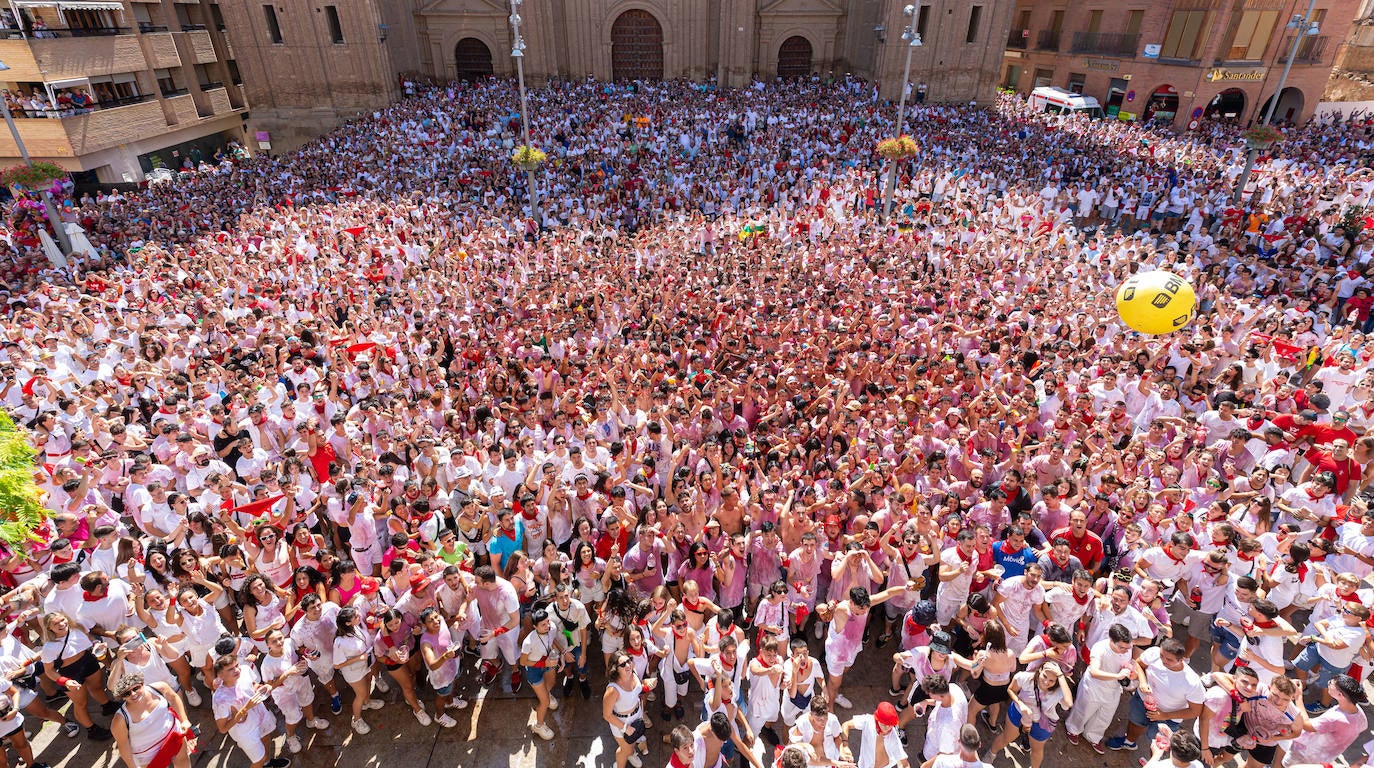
[1292,643,1343,687]
[524,665,547,686]
[1008,703,1055,742]
[1211,623,1241,661]
[1127,692,1181,742]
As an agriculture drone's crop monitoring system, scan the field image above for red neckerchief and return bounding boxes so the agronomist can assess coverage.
[1049,552,1069,568]
[1211,537,1230,548]
[1165,548,1189,565]
[82,590,103,602]
[1306,487,1322,501]
[1072,588,1090,605]
[1255,619,1277,629]
[959,546,977,565]
[627,645,644,656]
[499,526,517,541]
[905,615,925,635]
[670,753,690,768]
[1237,551,1256,562]
[683,598,701,612]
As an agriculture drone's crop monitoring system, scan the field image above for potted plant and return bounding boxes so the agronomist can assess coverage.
[1240,124,1283,150]
[876,135,919,161]
[0,413,45,545]
[0,161,67,191]
[512,144,547,171]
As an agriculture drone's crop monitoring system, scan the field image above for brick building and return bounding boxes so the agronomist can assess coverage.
[1001,0,1362,130]
[0,0,248,182]
[216,0,1015,152]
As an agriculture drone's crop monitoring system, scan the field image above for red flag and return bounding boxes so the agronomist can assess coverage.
[226,495,285,521]
[341,226,366,238]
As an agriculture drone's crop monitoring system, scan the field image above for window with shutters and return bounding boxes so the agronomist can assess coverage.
[1161,10,1208,59]
[1223,10,1277,60]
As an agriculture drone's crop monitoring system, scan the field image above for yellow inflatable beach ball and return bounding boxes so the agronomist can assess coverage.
[1115,270,1196,335]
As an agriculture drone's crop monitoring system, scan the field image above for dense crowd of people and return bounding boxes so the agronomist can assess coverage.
[0,75,1373,768]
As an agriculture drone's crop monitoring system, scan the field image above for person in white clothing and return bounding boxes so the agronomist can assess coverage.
[928,724,992,768]
[1065,624,1134,753]
[841,702,909,768]
[912,674,968,759]
[992,565,1046,653]
[210,655,290,768]
[259,630,329,755]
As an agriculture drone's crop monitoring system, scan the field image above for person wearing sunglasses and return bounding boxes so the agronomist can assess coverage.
[107,628,199,709]
[1171,550,1230,660]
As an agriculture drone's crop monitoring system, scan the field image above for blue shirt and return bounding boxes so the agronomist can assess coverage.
[992,541,1037,580]
[487,519,525,572]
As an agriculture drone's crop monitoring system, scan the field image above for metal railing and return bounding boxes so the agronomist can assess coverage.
[198,81,223,91]
[1278,35,1328,63]
[1070,30,1139,56]
[180,23,207,31]
[160,87,189,97]
[31,26,133,37]
[1036,29,1061,50]
[94,93,154,109]
[1006,28,1029,49]
[138,23,169,32]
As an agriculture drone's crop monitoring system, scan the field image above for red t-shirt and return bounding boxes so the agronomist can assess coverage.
[1049,527,1104,571]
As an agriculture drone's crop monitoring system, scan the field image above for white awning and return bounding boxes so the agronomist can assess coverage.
[45,77,87,88]
[12,0,123,8]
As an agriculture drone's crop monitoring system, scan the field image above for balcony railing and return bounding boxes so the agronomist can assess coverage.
[198,81,223,91]
[1006,28,1029,49]
[1070,30,1139,56]
[95,93,154,109]
[1036,29,1061,50]
[160,87,189,97]
[138,23,169,32]
[180,23,207,31]
[1278,35,1329,63]
[0,28,23,39]
[31,26,133,37]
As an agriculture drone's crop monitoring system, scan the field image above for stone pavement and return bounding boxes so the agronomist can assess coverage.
[18,643,1371,768]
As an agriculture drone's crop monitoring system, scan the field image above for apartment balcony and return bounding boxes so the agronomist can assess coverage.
[1036,29,1061,51]
[1006,28,1030,49]
[0,31,145,80]
[1070,31,1139,57]
[137,22,169,33]
[0,98,167,158]
[173,27,217,63]
[1278,35,1329,63]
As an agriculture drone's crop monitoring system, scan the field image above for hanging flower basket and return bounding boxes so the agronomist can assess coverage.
[0,161,67,190]
[1240,124,1283,150]
[512,144,547,171]
[0,412,45,545]
[876,135,919,161]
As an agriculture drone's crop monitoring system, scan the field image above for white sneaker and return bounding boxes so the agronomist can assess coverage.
[351,718,371,735]
[413,709,432,727]
[363,699,384,711]
[306,718,329,730]
[373,675,391,694]
[287,736,302,754]
[436,713,457,729]
[834,694,853,710]
[531,722,555,741]
[547,697,559,712]
[184,687,202,707]
[448,697,470,710]
[628,753,643,768]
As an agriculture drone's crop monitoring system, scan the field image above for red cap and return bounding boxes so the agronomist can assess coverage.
[824,514,842,528]
[359,577,380,596]
[874,702,900,728]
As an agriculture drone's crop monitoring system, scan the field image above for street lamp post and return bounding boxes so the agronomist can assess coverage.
[1232,0,1319,203]
[509,0,539,230]
[881,5,922,223]
[0,61,71,254]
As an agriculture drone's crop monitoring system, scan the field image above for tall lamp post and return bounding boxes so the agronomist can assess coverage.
[1232,1,1319,202]
[508,0,539,230]
[881,4,922,223]
[0,61,70,254]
